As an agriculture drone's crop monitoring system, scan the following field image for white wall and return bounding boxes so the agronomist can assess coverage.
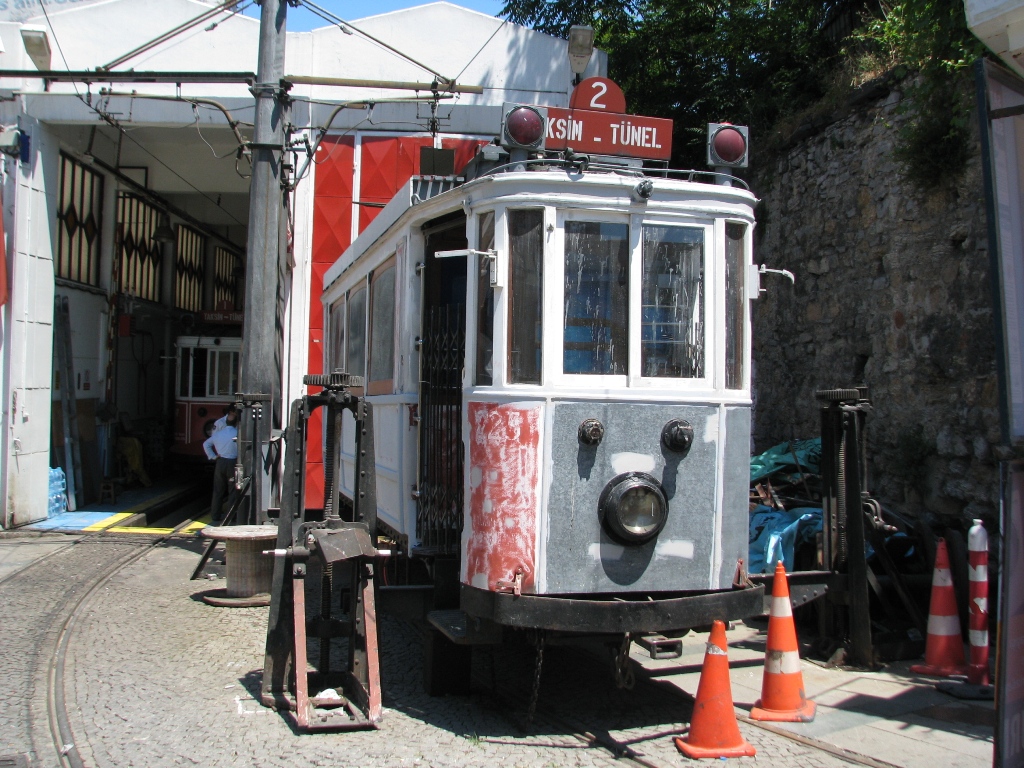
[3,115,57,526]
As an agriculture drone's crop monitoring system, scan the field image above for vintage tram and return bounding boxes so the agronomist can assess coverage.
[323,161,761,614]
[259,121,784,729]
[171,335,241,459]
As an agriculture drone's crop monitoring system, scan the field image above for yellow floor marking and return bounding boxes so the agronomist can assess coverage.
[83,512,134,532]
[104,526,177,535]
[79,487,189,532]
[180,519,211,533]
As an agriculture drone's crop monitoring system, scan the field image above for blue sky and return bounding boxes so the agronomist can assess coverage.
[241,1,505,30]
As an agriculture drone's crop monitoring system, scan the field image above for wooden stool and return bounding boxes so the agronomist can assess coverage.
[99,480,118,504]
[198,524,278,607]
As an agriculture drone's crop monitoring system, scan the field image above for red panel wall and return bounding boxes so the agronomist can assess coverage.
[307,136,354,508]
[304,135,490,508]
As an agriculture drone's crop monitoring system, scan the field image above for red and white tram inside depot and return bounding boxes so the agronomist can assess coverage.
[172,335,241,459]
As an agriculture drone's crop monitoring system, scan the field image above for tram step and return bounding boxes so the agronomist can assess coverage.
[427,609,503,646]
[635,633,684,660]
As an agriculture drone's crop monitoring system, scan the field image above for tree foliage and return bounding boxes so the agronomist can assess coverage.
[501,0,835,167]
[501,0,987,177]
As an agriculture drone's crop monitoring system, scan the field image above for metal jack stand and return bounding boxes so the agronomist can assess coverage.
[235,393,273,525]
[818,386,923,667]
[189,392,273,581]
[261,372,384,731]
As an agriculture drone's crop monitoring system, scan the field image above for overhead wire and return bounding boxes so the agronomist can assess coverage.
[298,0,456,88]
[35,3,248,225]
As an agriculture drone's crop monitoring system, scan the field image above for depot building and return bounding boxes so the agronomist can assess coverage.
[0,0,606,526]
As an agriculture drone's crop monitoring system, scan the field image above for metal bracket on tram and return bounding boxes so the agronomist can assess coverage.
[746,263,796,299]
[435,248,502,287]
[260,370,382,732]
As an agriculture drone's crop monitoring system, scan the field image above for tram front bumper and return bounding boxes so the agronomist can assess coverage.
[460,584,765,635]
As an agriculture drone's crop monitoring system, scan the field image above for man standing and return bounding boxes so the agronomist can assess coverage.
[212,404,240,433]
[203,408,239,524]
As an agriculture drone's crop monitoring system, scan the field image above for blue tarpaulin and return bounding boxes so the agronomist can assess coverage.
[748,505,823,574]
[750,438,821,483]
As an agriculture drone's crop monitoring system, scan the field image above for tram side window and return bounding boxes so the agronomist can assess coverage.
[725,223,747,390]
[347,285,367,379]
[210,351,239,397]
[641,225,705,378]
[475,211,495,385]
[508,209,544,384]
[564,221,629,375]
[179,348,191,397]
[368,262,396,394]
[190,348,208,397]
[329,297,345,373]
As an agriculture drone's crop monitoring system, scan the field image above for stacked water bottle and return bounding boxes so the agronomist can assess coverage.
[48,467,68,517]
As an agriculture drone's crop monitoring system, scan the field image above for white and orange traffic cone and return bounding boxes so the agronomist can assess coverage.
[750,562,816,722]
[674,620,756,759]
[911,538,968,677]
[967,520,989,686]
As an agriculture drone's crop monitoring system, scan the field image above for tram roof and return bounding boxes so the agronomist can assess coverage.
[323,165,757,292]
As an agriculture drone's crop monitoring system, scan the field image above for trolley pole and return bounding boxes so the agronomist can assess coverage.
[239,0,289,523]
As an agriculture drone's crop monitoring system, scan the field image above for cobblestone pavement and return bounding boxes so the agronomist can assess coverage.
[0,535,156,767]
[4,535,857,768]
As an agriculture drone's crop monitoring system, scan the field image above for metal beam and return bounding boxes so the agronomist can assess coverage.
[283,75,483,94]
[0,70,255,84]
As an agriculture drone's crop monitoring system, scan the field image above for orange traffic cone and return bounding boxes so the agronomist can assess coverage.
[911,538,968,677]
[674,620,756,759]
[750,562,816,722]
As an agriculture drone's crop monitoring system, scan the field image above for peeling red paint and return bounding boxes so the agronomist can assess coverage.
[466,402,540,592]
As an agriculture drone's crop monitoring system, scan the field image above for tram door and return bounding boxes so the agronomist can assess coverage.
[416,215,467,580]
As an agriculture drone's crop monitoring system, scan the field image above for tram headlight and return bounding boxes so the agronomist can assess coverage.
[599,472,668,544]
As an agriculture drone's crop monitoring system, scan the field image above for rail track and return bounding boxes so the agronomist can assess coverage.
[10,521,898,768]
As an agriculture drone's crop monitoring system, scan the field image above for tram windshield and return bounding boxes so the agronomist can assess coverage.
[641,225,704,379]
[563,221,629,375]
[177,345,239,399]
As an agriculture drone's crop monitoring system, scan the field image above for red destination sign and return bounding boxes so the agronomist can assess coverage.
[544,77,673,161]
[546,107,673,160]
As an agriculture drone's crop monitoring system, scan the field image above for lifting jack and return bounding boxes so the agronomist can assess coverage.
[260,372,385,731]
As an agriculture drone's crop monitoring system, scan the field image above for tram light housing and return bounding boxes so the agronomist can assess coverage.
[567,25,595,75]
[599,472,668,544]
[501,103,547,151]
[707,123,749,168]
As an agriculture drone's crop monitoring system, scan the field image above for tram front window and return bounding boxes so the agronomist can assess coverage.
[508,209,544,384]
[563,221,629,375]
[641,225,705,378]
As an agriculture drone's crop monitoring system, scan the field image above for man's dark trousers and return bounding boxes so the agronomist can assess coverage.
[211,457,237,522]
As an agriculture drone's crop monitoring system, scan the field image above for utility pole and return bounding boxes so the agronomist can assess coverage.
[239,0,289,523]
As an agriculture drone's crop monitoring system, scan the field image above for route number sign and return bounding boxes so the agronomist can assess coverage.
[545,77,673,161]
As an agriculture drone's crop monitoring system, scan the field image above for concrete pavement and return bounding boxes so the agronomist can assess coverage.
[0,531,995,768]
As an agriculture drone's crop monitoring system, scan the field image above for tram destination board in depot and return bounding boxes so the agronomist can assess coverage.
[545,77,673,161]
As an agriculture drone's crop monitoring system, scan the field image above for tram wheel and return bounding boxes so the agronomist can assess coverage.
[423,628,472,696]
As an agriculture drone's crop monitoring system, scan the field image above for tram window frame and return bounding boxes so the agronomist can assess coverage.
[638,221,709,383]
[724,221,748,390]
[475,211,496,386]
[178,347,192,398]
[328,295,346,375]
[367,256,397,395]
[206,348,239,398]
[347,282,368,391]
[507,208,545,385]
[556,212,631,382]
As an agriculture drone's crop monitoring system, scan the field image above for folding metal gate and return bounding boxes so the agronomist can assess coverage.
[416,305,465,555]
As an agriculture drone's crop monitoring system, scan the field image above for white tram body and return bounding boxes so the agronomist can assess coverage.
[322,163,759,628]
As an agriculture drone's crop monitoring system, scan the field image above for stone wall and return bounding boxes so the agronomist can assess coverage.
[751,82,1000,526]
